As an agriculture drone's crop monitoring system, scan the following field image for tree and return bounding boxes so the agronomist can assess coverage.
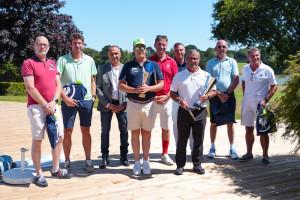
[0,0,82,69]
[120,49,134,64]
[211,0,300,71]
[146,47,155,57]
[83,48,102,66]
[99,45,111,64]
[274,52,300,152]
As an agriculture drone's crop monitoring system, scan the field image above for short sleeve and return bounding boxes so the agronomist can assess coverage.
[231,59,239,76]
[56,57,64,75]
[22,60,34,77]
[154,63,164,80]
[268,68,277,85]
[206,60,212,75]
[170,73,179,92]
[91,59,97,76]
[119,63,128,81]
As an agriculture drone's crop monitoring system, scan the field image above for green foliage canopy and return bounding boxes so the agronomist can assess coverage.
[211,0,300,71]
[274,52,300,152]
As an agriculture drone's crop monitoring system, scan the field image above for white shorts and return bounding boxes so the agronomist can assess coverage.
[127,100,156,131]
[241,99,259,127]
[27,104,64,140]
[153,98,172,130]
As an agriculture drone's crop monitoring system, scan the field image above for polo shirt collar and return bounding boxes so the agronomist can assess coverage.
[214,56,229,62]
[153,53,170,62]
[185,67,202,75]
[134,59,148,67]
[68,52,87,62]
[32,54,48,62]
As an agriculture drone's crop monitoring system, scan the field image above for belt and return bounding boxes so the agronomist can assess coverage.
[128,97,154,104]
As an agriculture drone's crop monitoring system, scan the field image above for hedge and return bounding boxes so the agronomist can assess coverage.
[0,82,27,95]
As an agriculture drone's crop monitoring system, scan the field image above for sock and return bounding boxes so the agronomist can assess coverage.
[162,140,170,155]
[230,143,234,149]
[135,160,141,164]
[211,143,215,149]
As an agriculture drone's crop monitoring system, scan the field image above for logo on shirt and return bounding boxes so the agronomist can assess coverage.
[49,64,55,71]
[131,68,139,73]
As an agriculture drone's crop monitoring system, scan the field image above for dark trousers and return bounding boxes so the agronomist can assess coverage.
[100,110,129,159]
[175,107,207,168]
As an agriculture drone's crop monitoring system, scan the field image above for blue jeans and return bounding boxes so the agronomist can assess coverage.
[100,111,128,159]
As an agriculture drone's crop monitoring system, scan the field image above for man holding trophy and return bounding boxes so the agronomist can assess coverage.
[170,49,217,175]
[119,38,164,175]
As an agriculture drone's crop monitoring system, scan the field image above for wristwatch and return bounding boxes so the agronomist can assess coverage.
[178,99,181,105]
[264,97,269,103]
[92,95,97,99]
[52,98,58,103]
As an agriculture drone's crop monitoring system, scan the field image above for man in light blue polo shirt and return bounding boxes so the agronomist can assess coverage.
[57,33,97,173]
[206,40,239,160]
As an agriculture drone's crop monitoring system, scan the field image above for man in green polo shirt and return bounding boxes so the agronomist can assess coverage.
[57,33,97,173]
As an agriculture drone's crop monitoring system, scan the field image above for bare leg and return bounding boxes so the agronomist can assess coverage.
[162,128,170,141]
[52,136,63,171]
[81,126,92,160]
[260,135,269,157]
[141,128,151,161]
[131,129,141,161]
[245,126,255,155]
[227,123,234,144]
[210,123,217,144]
[32,139,42,176]
[63,128,73,161]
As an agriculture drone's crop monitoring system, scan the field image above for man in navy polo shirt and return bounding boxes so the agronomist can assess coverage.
[119,38,164,175]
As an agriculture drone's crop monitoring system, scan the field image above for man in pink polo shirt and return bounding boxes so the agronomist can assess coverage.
[148,35,178,165]
[22,36,71,187]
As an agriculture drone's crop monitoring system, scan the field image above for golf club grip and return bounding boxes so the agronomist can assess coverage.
[203,77,216,95]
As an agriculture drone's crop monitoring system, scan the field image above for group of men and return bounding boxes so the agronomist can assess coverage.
[22,33,277,187]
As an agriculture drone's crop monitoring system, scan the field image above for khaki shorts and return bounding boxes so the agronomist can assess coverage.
[241,99,259,127]
[127,100,156,131]
[27,104,64,140]
[153,98,172,130]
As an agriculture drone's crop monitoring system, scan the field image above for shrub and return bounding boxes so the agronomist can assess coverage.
[0,82,27,95]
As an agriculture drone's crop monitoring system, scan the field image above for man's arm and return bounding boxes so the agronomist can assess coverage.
[218,75,239,103]
[23,76,52,114]
[170,90,188,110]
[91,75,96,102]
[242,80,245,96]
[260,84,277,107]
[47,75,62,114]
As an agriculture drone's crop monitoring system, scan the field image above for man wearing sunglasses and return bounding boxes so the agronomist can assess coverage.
[119,38,164,175]
[239,47,277,164]
[206,40,239,160]
[148,35,178,166]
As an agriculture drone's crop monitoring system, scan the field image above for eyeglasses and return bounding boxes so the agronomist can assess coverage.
[134,46,145,51]
[251,72,254,81]
[35,43,49,48]
[217,45,226,49]
[187,57,200,61]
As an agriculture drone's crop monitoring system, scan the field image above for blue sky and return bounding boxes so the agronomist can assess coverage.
[61,0,238,52]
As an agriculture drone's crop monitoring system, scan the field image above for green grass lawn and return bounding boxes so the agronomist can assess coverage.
[0,86,284,120]
[238,62,248,74]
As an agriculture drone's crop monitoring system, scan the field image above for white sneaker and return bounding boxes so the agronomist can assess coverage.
[133,162,141,175]
[64,160,70,169]
[142,161,151,175]
[161,154,174,165]
[85,159,95,173]
[207,148,216,158]
[230,148,239,160]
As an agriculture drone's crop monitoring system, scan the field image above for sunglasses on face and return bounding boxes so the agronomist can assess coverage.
[134,46,145,51]
[218,45,226,49]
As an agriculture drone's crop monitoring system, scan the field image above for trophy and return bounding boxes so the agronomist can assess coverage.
[139,63,154,98]
[193,76,216,109]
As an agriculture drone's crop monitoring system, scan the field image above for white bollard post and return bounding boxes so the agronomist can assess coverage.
[20,148,28,172]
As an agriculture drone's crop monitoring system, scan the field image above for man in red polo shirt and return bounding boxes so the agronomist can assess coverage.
[22,36,71,187]
[148,35,178,165]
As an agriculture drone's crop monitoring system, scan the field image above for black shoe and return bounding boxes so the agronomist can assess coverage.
[100,158,109,169]
[120,157,130,166]
[193,165,205,175]
[175,167,184,175]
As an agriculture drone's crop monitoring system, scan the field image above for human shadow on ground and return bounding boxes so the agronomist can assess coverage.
[203,154,300,200]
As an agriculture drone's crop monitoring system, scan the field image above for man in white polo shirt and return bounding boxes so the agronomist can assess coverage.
[170,49,217,175]
[239,47,277,165]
